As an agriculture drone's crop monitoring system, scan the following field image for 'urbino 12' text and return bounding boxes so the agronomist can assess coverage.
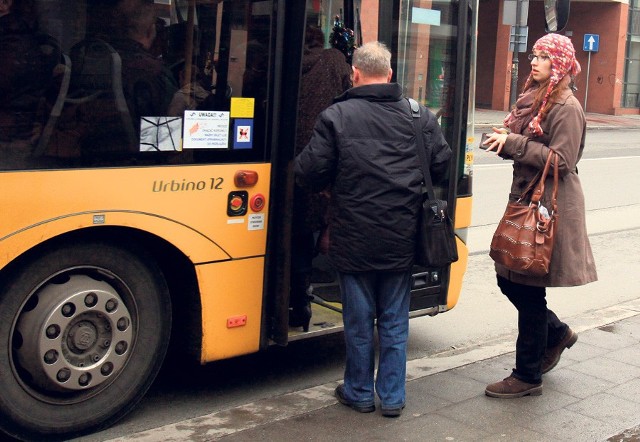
[152,178,224,192]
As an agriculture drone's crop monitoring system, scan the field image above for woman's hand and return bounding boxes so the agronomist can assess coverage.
[481,127,508,154]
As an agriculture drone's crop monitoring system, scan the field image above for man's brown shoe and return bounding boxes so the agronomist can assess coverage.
[542,328,578,374]
[485,375,542,398]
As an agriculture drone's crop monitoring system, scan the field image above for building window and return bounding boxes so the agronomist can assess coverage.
[623,0,640,108]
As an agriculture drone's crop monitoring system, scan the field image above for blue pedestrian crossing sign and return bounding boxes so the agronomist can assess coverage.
[583,34,599,52]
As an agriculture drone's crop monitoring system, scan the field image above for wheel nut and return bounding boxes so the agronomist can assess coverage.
[101,362,114,376]
[117,317,129,331]
[105,299,118,312]
[46,324,60,339]
[115,341,128,355]
[78,373,91,387]
[61,303,76,317]
[84,293,98,307]
[56,368,71,382]
[44,349,58,364]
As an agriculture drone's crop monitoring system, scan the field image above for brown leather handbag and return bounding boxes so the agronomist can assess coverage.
[489,152,559,276]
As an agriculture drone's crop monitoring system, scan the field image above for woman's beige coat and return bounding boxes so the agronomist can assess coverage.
[496,89,598,287]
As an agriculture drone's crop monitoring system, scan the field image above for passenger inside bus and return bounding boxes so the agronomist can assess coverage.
[290,23,351,331]
[96,0,177,159]
[38,0,179,163]
[0,0,59,169]
[109,0,176,126]
[167,63,212,116]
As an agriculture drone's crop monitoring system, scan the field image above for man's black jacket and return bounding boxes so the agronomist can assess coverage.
[294,82,452,272]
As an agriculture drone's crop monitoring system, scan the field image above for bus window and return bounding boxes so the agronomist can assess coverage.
[0,0,60,169]
[0,0,273,171]
[394,0,473,200]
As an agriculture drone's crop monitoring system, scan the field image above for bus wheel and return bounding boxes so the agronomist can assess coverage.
[0,241,171,440]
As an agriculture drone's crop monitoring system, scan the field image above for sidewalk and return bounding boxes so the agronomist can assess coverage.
[110,298,640,442]
[475,108,640,130]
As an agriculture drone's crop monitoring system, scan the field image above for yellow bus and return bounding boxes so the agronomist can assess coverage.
[0,0,485,439]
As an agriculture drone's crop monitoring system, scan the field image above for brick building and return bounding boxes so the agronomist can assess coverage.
[476,0,640,115]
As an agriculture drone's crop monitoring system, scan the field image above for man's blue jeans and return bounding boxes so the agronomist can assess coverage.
[338,270,412,409]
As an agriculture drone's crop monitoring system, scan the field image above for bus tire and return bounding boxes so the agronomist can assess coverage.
[0,240,172,441]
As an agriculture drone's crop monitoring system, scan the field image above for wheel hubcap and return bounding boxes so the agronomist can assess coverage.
[14,274,134,393]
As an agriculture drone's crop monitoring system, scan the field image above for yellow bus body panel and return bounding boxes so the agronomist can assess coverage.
[447,237,468,309]
[454,195,472,229]
[447,196,472,309]
[0,164,271,267]
[0,211,231,265]
[197,258,264,362]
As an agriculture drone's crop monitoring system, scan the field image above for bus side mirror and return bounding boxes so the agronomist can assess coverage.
[544,0,570,32]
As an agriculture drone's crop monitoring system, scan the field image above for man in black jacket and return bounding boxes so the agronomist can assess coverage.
[294,41,451,417]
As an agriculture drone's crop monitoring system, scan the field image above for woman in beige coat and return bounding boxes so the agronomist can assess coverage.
[481,33,597,398]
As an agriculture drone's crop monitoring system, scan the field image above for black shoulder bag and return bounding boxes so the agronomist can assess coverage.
[407,98,459,267]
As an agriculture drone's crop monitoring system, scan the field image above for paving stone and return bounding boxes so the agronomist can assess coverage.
[566,393,640,430]
[579,328,639,350]
[558,340,610,362]
[600,321,640,342]
[404,389,453,415]
[411,371,489,403]
[608,378,640,403]
[383,412,491,442]
[604,344,640,368]
[521,408,621,441]
[478,427,556,442]
[542,367,615,399]
[500,386,581,416]
[437,394,544,435]
[566,357,639,384]
[451,355,515,384]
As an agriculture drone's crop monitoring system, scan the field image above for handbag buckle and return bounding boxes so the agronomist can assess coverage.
[536,220,549,232]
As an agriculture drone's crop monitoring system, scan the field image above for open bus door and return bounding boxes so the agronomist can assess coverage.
[267,0,475,346]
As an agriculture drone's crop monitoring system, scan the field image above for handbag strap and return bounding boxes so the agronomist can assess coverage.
[530,152,558,205]
[407,98,435,197]
[519,151,559,209]
[537,152,559,214]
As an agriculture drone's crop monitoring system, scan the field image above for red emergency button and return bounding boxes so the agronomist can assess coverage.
[250,194,266,212]
[230,196,243,211]
[227,191,248,216]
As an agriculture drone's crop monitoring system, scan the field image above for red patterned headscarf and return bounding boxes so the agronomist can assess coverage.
[504,33,581,136]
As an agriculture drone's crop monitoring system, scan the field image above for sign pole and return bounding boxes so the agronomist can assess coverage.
[582,33,600,113]
[584,51,591,112]
[504,0,529,108]
[509,0,521,108]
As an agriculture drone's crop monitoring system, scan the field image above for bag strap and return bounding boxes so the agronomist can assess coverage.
[537,152,559,214]
[407,98,435,198]
[530,151,558,204]
[518,151,559,207]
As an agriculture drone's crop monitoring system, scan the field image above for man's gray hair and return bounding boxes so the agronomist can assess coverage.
[352,41,391,77]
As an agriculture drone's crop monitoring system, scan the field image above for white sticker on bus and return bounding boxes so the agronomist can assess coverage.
[248,214,265,230]
[183,111,230,149]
